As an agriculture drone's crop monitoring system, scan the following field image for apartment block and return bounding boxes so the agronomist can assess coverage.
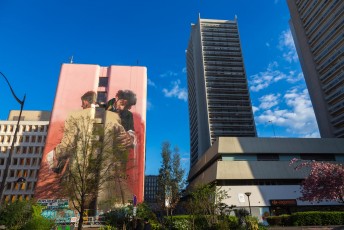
[0,110,50,202]
[287,0,344,137]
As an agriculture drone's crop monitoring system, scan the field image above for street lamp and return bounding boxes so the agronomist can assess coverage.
[0,71,26,205]
[245,192,252,216]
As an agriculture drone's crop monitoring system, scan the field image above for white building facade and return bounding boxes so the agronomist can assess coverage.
[188,137,344,221]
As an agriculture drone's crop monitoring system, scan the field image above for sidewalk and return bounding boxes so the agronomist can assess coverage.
[268,226,344,230]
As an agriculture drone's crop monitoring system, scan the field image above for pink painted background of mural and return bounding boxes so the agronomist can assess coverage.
[35,63,147,203]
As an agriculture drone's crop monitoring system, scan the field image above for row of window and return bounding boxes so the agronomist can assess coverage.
[3,194,32,203]
[0,124,47,133]
[0,146,43,154]
[221,154,336,161]
[0,135,46,144]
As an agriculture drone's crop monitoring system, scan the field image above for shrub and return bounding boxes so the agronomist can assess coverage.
[21,216,55,230]
[227,215,240,229]
[291,211,344,226]
[245,216,259,230]
[266,215,291,226]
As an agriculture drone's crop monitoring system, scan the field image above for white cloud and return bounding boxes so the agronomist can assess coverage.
[252,105,259,113]
[279,29,298,63]
[147,78,156,87]
[249,62,303,92]
[249,62,286,92]
[160,70,178,78]
[182,67,187,73]
[162,79,188,102]
[266,42,270,47]
[255,87,319,137]
[147,100,153,111]
[259,93,281,110]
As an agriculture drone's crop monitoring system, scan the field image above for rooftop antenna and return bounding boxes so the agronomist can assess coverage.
[69,55,74,64]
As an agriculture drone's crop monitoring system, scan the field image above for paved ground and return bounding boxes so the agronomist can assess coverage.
[268,226,344,230]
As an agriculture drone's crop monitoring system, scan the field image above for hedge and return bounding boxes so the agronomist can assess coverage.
[266,211,344,226]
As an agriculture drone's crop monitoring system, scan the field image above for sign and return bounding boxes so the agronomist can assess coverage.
[133,207,137,217]
[238,193,245,203]
[270,199,297,206]
[133,195,137,206]
[37,199,69,209]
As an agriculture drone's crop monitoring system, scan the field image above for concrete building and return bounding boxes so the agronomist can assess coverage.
[287,0,344,138]
[0,110,50,202]
[188,137,344,220]
[144,175,159,203]
[186,16,256,167]
[35,64,147,210]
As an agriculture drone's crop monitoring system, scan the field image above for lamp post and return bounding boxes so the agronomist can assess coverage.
[245,192,252,216]
[268,120,276,137]
[0,72,26,205]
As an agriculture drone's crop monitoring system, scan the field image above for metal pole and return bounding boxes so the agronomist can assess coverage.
[247,195,252,216]
[0,72,26,205]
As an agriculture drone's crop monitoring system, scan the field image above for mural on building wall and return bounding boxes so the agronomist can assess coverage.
[35,64,146,212]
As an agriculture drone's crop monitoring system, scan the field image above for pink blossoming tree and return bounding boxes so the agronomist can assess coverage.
[290,158,344,204]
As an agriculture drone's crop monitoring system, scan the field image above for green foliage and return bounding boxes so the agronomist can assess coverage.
[266,214,291,226]
[291,211,344,226]
[99,225,117,230]
[245,216,259,230]
[172,218,189,230]
[234,208,249,226]
[186,183,230,228]
[157,142,186,214]
[103,207,129,227]
[0,200,53,230]
[0,200,32,229]
[227,215,240,229]
[20,216,55,230]
[136,202,157,221]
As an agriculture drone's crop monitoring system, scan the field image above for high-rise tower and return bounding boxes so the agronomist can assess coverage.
[287,0,344,138]
[186,17,256,167]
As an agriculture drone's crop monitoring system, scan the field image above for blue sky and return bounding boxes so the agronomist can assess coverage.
[0,0,319,176]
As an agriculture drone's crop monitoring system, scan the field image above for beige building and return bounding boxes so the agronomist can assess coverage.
[188,137,344,219]
[0,110,50,202]
[186,16,256,167]
[287,0,344,137]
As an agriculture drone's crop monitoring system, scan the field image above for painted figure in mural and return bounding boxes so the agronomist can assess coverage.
[81,91,97,109]
[48,91,133,174]
[106,90,137,148]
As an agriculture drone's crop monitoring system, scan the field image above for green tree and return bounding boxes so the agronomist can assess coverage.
[187,184,230,229]
[157,142,185,219]
[57,116,129,230]
[0,200,54,230]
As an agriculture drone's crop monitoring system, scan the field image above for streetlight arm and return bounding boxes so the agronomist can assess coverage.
[0,72,25,105]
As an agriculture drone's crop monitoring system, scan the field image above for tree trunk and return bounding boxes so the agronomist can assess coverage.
[78,198,85,230]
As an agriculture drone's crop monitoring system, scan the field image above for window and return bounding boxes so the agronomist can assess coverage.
[98,77,108,87]
[257,154,279,161]
[97,92,107,105]
[31,136,36,142]
[300,154,335,161]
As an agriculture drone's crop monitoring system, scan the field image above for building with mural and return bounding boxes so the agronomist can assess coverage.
[35,63,147,214]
